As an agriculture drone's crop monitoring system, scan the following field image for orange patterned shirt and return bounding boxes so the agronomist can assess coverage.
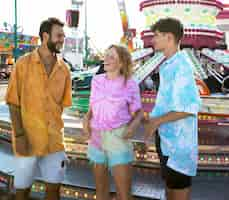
[5,49,72,156]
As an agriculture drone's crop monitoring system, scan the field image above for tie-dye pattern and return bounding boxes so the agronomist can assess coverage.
[150,51,201,176]
[87,74,142,167]
[89,74,142,148]
[87,125,134,167]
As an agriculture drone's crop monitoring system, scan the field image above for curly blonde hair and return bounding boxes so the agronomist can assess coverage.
[107,44,133,82]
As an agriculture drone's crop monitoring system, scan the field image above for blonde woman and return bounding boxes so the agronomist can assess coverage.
[83,45,143,200]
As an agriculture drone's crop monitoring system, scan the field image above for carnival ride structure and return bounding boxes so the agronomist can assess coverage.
[0,0,229,199]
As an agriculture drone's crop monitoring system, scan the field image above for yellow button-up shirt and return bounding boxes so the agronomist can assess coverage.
[5,49,72,156]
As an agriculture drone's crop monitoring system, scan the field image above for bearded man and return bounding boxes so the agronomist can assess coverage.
[5,17,72,200]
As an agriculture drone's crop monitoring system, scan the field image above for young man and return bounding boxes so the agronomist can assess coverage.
[144,18,201,200]
[5,18,72,200]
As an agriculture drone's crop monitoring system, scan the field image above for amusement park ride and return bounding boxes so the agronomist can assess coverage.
[0,0,229,199]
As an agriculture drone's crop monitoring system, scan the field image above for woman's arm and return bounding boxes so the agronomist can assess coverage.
[82,108,93,141]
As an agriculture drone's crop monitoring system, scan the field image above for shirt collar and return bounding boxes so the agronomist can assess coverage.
[163,51,182,66]
[159,51,182,72]
[32,48,63,69]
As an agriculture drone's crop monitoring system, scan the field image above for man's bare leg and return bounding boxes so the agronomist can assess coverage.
[45,182,61,200]
[15,188,31,200]
[166,187,191,200]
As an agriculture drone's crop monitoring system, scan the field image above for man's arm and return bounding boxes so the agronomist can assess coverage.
[8,104,24,137]
[6,58,30,155]
[156,111,192,125]
[8,104,29,155]
[144,111,192,141]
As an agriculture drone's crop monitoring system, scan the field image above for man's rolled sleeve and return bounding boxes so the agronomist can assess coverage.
[5,64,22,106]
[62,70,72,107]
[168,66,201,115]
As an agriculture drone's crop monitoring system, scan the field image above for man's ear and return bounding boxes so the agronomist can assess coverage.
[168,33,179,45]
[167,33,174,42]
[42,32,49,43]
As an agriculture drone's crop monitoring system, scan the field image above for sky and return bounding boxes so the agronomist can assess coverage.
[0,0,145,51]
[0,0,228,51]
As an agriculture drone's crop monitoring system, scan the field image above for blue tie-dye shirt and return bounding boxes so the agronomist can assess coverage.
[150,51,201,176]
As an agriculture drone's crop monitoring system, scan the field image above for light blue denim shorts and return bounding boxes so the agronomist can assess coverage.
[87,125,134,168]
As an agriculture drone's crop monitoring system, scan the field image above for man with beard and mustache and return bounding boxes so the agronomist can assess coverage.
[5,18,72,200]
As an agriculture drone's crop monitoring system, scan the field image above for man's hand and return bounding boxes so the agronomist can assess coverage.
[144,118,160,143]
[123,109,144,140]
[123,124,135,140]
[8,104,30,155]
[15,132,30,156]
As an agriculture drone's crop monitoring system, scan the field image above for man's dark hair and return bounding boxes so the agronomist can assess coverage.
[39,17,64,41]
[151,18,184,43]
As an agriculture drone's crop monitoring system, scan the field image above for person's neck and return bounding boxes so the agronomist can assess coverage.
[163,46,179,59]
[106,71,121,80]
[38,45,56,63]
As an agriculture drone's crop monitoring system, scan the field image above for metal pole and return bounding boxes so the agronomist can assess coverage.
[13,0,18,61]
[84,0,88,65]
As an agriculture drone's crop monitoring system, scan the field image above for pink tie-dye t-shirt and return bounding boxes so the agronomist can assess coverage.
[89,74,142,131]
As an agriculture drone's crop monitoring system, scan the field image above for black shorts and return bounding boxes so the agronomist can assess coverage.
[155,132,192,189]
